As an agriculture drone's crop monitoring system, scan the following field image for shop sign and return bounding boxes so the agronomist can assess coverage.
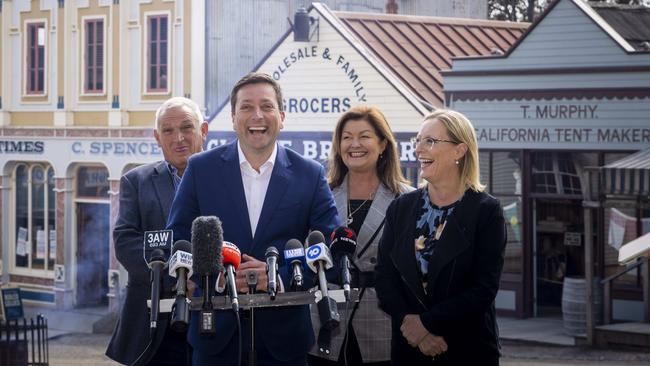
[71,141,161,156]
[207,131,419,164]
[564,232,582,247]
[0,140,44,154]
[272,45,367,103]
[477,126,650,145]
[1,288,24,321]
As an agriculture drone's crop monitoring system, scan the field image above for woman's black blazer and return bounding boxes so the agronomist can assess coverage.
[375,188,507,365]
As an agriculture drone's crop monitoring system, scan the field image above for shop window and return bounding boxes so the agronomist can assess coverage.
[499,195,523,274]
[77,166,109,198]
[14,164,56,271]
[26,22,46,94]
[147,14,168,93]
[532,152,582,196]
[492,152,521,195]
[84,18,104,93]
[479,152,489,189]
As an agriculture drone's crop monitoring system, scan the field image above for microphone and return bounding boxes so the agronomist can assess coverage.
[283,239,305,290]
[168,240,193,332]
[191,216,224,336]
[330,227,357,302]
[265,247,280,300]
[222,241,241,312]
[305,231,339,330]
[147,248,167,336]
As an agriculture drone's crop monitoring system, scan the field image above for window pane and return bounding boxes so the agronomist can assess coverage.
[77,167,109,198]
[150,18,158,42]
[96,67,103,90]
[96,21,103,44]
[479,152,489,190]
[160,41,167,65]
[32,166,46,270]
[87,22,94,43]
[149,67,157,89]
[15,165,29,268]
[493,151,521,195]
[499,196,523,274]
[151,43,157,65]
[160,66,167,89]
[160,17,168,40]
[47,168,56,269]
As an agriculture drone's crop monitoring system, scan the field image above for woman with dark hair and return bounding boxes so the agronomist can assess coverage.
[309,106,413,366]
[375,109,507,365]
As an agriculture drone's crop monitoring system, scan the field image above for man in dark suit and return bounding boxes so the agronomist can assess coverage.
[167,72,340,366]
[106,97,208,365]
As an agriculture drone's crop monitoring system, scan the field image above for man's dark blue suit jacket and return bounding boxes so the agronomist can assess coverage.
[167,140,340,365]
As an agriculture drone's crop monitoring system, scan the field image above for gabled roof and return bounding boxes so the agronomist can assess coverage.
[331,9,528,107]
[592,4,650,52]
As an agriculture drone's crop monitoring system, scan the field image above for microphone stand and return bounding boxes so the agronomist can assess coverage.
[246,271,258,366]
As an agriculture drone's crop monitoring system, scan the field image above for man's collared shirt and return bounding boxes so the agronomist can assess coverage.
[165,162,182,191]
[238,141,277,237]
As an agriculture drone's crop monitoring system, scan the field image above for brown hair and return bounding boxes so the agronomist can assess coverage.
[328,106,409,195]
[230,72,283,111]
[422,109,485,192]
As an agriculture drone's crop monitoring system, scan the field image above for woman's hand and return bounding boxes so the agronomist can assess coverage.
[400,314,429,347]
[417,333,448,357]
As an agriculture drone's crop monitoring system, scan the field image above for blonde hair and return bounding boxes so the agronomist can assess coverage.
[423,109,485,192]
[328,106,409,195]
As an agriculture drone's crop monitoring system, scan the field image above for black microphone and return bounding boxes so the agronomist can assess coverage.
[330,227,357,302]
[283,239,305,290]
[305,231,339,330]
[265,246,280,300]
[148,248,167,336]
[169,240,193,332]
[191,216,224,336]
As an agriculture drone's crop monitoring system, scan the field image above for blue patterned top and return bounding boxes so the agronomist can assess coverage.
[414,188,460,280]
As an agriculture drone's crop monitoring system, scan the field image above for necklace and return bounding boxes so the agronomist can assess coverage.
[347,191,374,225]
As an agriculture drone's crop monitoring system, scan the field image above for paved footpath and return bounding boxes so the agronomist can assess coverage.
[46,333,650,366]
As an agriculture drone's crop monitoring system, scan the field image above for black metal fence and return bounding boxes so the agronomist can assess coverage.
[0,315,48,366]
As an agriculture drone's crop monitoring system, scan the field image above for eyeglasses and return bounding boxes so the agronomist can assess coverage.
[410,136,458,149]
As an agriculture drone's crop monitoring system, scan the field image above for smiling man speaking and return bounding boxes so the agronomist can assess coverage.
[166,72,340,366]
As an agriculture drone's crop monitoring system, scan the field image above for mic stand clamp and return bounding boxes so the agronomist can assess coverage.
[246,271,258,366]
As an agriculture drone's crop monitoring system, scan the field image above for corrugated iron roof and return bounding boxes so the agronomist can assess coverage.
[334,11,528,107]
[592,4,650,52]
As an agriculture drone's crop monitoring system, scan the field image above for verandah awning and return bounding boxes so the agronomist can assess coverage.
[603,148,650,196]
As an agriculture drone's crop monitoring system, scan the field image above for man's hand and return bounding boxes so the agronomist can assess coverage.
[235,254,268,293]
[186,279,197,298]
[417,333,447,357]
[400,314,429,347]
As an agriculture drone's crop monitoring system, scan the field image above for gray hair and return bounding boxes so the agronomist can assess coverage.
[154,97,203,130]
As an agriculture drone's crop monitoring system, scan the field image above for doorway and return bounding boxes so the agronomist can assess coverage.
[75,202,110,307]
[534,198,584,316]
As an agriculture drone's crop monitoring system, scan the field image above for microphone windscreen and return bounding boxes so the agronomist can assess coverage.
[330,226,357,257]
[149,248,166,263]
[172,239,192,254]
[222,241,241,269]
[265,246,279,258]
[191,216,224,275]
[284,239,304,259]
[306,230,326,247]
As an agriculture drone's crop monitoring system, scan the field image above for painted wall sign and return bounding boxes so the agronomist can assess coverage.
[450,98,650,150]
[272,45,367,102]
[71,141,161,156]
[0,140,44,154]
[206,131,419,164]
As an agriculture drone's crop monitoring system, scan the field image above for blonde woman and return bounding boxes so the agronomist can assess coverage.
[375,109,506,365]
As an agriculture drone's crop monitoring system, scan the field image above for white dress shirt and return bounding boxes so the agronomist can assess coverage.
[238,141,277,237]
